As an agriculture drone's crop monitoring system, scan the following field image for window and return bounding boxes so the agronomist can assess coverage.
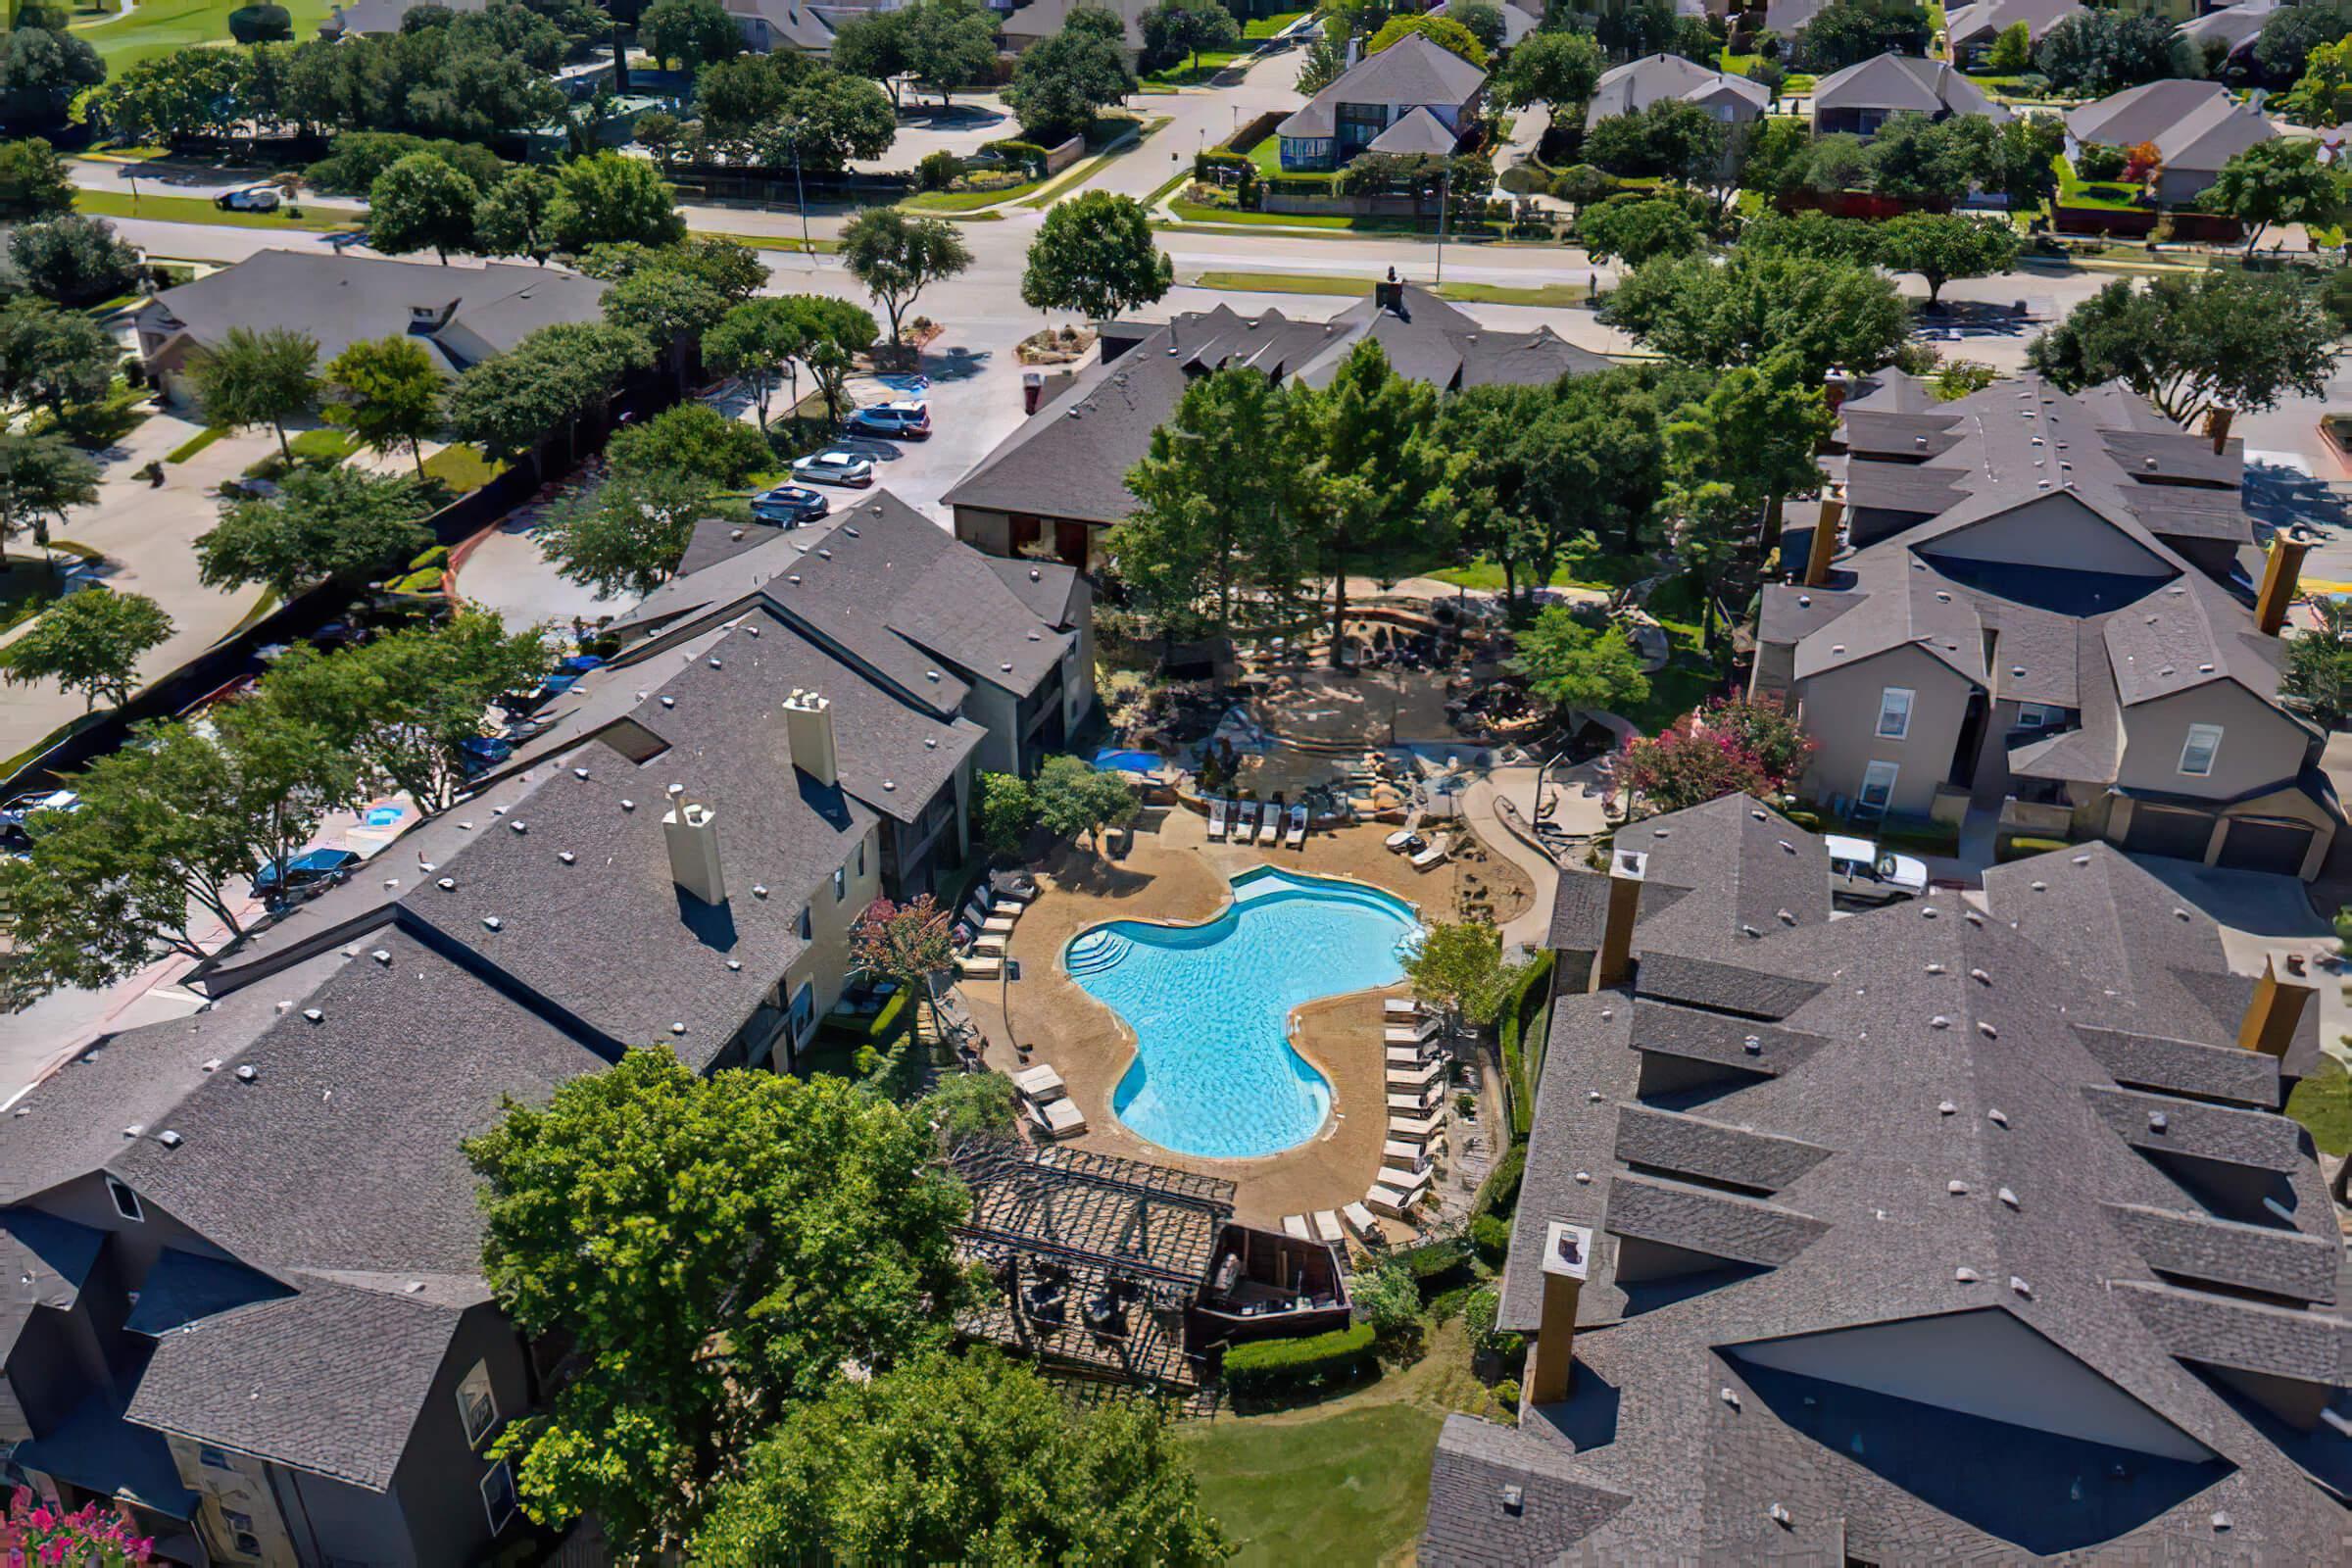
[223,1510,254,1533]
[2179,723,2224,777]
[481,1461,518,1534]
[233,1533,263,1559]
[2017,703,2067,729]
[198,1446,234,1472]
[107,1178,143,1222]
[1875,687,1914,740]
[856,843,865,877]
[832,867,847,902]
[798,907,812,941]
[1857,760,1900,817]
[456,1361,497,1448]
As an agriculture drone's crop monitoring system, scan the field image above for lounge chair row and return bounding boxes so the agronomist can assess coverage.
[1367,1164,1433,1219]
[1281,1211,1348,1245]
[1206,798,1309,849]
[1014,1060,1086,1140]
[956,872,1038,979]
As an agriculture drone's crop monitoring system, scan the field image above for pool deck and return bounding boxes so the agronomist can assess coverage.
[957,806,1532,1230]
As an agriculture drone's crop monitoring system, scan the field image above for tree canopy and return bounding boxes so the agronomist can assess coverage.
[838,208,973,347]
[367,151,483,264]
[1032,754,1138,854]
[1020,191,1173,321]
[8,214,139,308]
[1876,212,2020,305]
[1509,607,1650,715]
[1493,28,1604,112]
[2026,271,2337,424]
[0,588,171,711]
[1601,249,1910,381]
[0,429,98,558]
[2200,138,2352,254]
[195,467,433,601]
[320,335,446,475]
[1143,0,1243,71]
[189,325,319,459]
[1005,5,1134,140]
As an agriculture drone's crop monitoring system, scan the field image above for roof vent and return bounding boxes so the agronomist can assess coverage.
[884,780,897,791]
[1743,1034,1762,1054]
[816,548,831,560]
[2030,880,2046,892]
[2174,906,2190,920]
[1948,1179,1968,1195]
[158,1130,182,1149]
[303,1008,323,1023]
[123,1124,144,1137]
[1987,1107,2009,1127]
[669,1022,686,1035]
[2147,1110,2169,1133]
[927,669,942,682]
[1955,1266,1980,1282]
[2145,456,2158,469]
[203,1056,221,1072]
[2010,1275,2032,1298]
[747,625,760,637]
[1978,1020,1998,1039]
[788,573,802,584]
[1721,1387,1740,1408]
[236,1064,257,1084]
[574,766,590,779]
[730,528,744,541]
[1574,1170,1592,1184]
[1002,662,1013,673]
[925,738,937,749]
[371,949,390,963]
[1029,566,1042,581]
[1776,907,1794,924]
[709,658,722,670]
[1938,1100,1956,1115]
[1027,631,1041,641]
[511,821,527,834]
[559,851,576,865]
[1969,968,1989,984]
[2197,662,2213,673]
[1922,905,1938,919]
[1997,1187,2019,1209]
[1769,1504,1791,1527]
[1798,594,1811,607]
[662,696,675,708]
[2212,1512,2231,1532]
[844,525,859,537]
[726,958,742,971]
[621,799,635,811]
[1500,1486,1524,1517]
[483,916,503,931]
[1740,923,1760,938]
[1931,1015,1950,1029]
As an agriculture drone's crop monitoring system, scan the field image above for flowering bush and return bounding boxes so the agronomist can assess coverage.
[2122,140,2162,184]
[1616,695,1816,816]
[2,1488,153,1566]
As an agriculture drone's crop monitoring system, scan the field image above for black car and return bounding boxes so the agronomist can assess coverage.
[750,484,830,526]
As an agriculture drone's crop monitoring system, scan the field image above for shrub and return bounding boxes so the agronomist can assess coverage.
[1997,834,2070,862]
[227,2,293,42]
[408,544,450,571]
[1473,1144,1526,1221]
[916,150,962,191]
[1222,1321,1379,1395]
[2074,143,2126,182]
[1550,163,1615,207]
[1470,1212,1512,1264]
[307,133,507,196]
[1396,1236,1474,1297]
[1496,163,1548,196]
[982,138,1050,172]
[1464,1286,1523,1360]
[1353,1259,1427,1347]
[1496,953,1552,1142]
[1491,1378,1521,1412]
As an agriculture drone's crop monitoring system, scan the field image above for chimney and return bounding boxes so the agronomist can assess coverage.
[2205,406,2234,456]
[1803,485,1845,588]
[1592,848,1645,992]
[782,690,838,787]
[2235,955,2315,1059]
[662,790,726,906]
[1345,34,1361,66]
[2255,530,2312,637]
[1523,1221,1592,1409]
[1374,278,1405,317]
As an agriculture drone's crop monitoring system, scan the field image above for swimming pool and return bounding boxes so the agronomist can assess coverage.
[1064,867,1423,1159]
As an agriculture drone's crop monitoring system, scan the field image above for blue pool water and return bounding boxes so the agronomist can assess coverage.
[1066,867,1423,1159]
[1091,747,1166,774]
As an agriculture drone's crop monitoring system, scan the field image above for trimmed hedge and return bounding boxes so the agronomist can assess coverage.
[1471,1212,1511,1265]
[1396,1235,1474,1296]
[1498,952,1553,1143]
[1471,1143,1525,1222]
[1222,1321,1378,1395]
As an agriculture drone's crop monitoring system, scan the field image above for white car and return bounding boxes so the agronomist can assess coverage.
[215,186,281,212]
[1825,833,1930,906]
[791,450,875,487]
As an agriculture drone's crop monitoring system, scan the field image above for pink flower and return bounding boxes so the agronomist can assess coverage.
[36,1542,66,1566]
[22,1511,46,1533]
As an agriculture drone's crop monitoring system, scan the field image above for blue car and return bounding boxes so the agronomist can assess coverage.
[460,735,515,774]
[751,484,830,525]
[254,847,361,905]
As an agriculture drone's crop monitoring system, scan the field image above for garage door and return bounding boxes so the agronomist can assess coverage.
[2217,817,2317,877]
[2124,804,2216,861]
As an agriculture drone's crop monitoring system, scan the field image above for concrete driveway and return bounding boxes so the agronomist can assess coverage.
[2126,854,2349,1065]
[851,98,1019,175]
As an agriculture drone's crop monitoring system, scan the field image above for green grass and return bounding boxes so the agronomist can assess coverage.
[1169,198,1362,228]
[73,188,362,232]
[165,424,227,464]
[902,179,1037,212]
[1181,1403,1443,1565]
[71,0,339,69]
[0,562,70,635]
[1191,270,1587,307]
[1249,134,1285,177]
[714,232,842,254]
[288,426,361,465]
[2286,1054,2352,1156]
[1018,116,1172,207]
[2052,154,2143,213]
[421,442,504,495]
[1142,50,1249,87]
[1243,8,1306,37]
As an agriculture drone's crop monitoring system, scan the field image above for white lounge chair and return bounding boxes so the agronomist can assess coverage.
[1286,805,1306,848]
[1384,827,1418,853]
[1388,1091,1440,1113]
[1207,798,1228,839]
[1256,805,1279,845]
[989,871,1038,903]
[1390,1111,1446,1141]
[1410,833,1454,870]
[1387,1046,1428,1066]
[1367,1184,1417,1220]
[1388,1060,1444,1089]
[959,955,1004,980]
[1384,998,1423,1020]
[1383,1139,1428,1169]
[1283,1213,1312,1241]
[1313,1210,1345,1244]
[1378,1165,1434,1201]
[1386,1023,1438,1047]
[970,932,1009,956]
[1013,1063,1065,1102]
[1029,1096,1086,1140]
[1232,802,1257,839]
[982,913,1018,935]
[1342,1200,1385,1243]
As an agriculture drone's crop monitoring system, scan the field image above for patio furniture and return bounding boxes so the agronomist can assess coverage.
[1013,1063,1065,1102]
[1386,1023,1439,1048]
[959,955,1004,980]
[1384,997,1423,1020]
[1379,1165,1434,1201]
[1388,1060,1444,1090]
[1283,1213,1312,1241]
[1342,1201,1385,1243]
[1028,1096,1087,1140]
[989,871,1038,903]
[1233,801,1258,838]
[1313,1210,1345,1244]
[1207,798,1228,839]
[1388,1090,1441,1113]
[1389,1111,1446,1140]
[1383,1139,1428,1169]
[1366,1183,1418,1220]
[982,913,1018,936]
[1286,805,1306,848]
[1410,833,1454,870]
[1387,1046,1429,1066]
[1256,806,1279,845]
[971,932,1009,956]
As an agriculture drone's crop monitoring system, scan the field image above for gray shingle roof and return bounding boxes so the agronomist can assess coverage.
[1585,53,1768,127]
[1366,104,1463,156]
[1945,0,2080,48]
[1421,1414,1633,1567]
[1613,1105,1835,1195]
[2100,1201,2339,1303]
[2067,79,2277,174]
[1604,1171,1830,1267]
[1812,53,2008,121]
[1276,34,1487,139]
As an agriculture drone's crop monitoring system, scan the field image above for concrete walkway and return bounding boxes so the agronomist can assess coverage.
[1461,767,1566,954]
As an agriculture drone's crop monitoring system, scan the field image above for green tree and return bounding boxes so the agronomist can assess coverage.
[1736,209,1885,266]
[1602,249,1909,381]
[366,152,482,264]
[537,467,708,601]
[2027,271,2336,424]
[0,587,170,710]
[752,65,898,172]
[549,150,686,251]
[1402,918,1512,1031]
[608,401,770,488]
[830,6,914,107]
[640,0,741,69]
[1985,19,2032,74]
[2201,138,2352,255]
[472,166,564,264]
[2257,0,2352,84]
[902,0,1000,110]
[838,208,973,348]
[850,893,955,1046]
[1666,353,1832,548]
[1352,1257,1424,1348]
[2033,8,2194,95]
[0,134,74,220]
[1876,211,2019,306]
[0,298,115,422]
[1363,10,1485,66]
[1788,0,1929,72]
[465,1052,969,1555]
[446,319,653,466]
[0,429,97,563]
[1020,190,1173,322]
[2286,596,2352,729]
[1660,476,1750,647]
[913,1071,1017,1138]
[1507,606,1650,713]
[0,704,356,1004]
[1736,116,1814,197]
[976,769,1036,856]
[1004,5,1134,140]
[692,1348,1227,1567]
[576,235,768,303]
[1143,0,1243,71]
[1032,753,1137,855]
[774,294,878,424]
[1576,193,1708,267]
[188,324,318,459]
[319,336,445,476]
[1860,111,1976,204]
[1449,0,1506,55]
[603,265,732,356]
[0,24,106,132]
[260,612,552,811]
[1291,339,1443,662]
[704,298,805,434]
[195,467,432,601]
[8,215,138,308]
[1584,99,1727,187]
[1493,27,1603,112]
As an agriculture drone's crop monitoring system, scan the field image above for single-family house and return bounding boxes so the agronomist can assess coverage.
[1001,0,1151,66]
[722,0,844,56]
[134,251,610,407]
[944,285,1608,571]
[1584,53,1771,129]
[2178,1,2279,72]
[2065,78,2276,206]
[1274,35,1488,172]
[1753,371,2336,878]
[1420,799,2344,1562]
[1811,52,2009,137]
[1942,0,2081,65]
[1433,0,1539,47]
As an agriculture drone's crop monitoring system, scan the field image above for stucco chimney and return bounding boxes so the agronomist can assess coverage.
[2205,406,2234,456]
[662,791,726,906]
[2235,955,2314,1059]
[2255,531,2312,637]
[1803,486,1844,588]
[782,689,838,787]
[1523,1221,1592,1409]
[1592,849,1645,992]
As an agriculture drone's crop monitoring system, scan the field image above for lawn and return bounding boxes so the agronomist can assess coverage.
[1170,197,1361,228]
[421,443,505,495]
[2286,1054,2352,1156]
[74,187,362,232]
[1182,1403,1444,1564]
[1248,134,1285,177]
[1143,50,1249,87]
[1243,9,1306,38]
[1191,270,1587,308]
[903,181,1036,212]
[72,0,339,69]
[2052,154,2143,212]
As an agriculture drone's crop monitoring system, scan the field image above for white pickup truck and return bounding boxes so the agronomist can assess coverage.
[1825,834,1930,906]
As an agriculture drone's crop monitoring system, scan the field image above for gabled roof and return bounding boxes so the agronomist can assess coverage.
[1277,34,1487,139]
[2065,78,2277,173]
[2179,0,2278,57]
[1585,52,1769,126]
[1365,104,1462,156]
[1000,0,1151,49]
[1945,0,2080,48]
[1812,52,2009,122]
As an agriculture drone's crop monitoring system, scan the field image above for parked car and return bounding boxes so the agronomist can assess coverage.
[0,789,78,856]
[844,401,931,441]
[215,187,281,212]
[460,735,515,774]
[253,847,361,906]
[792,451,875,487]
[1825,834,1930,906]
[750,484,829,525]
